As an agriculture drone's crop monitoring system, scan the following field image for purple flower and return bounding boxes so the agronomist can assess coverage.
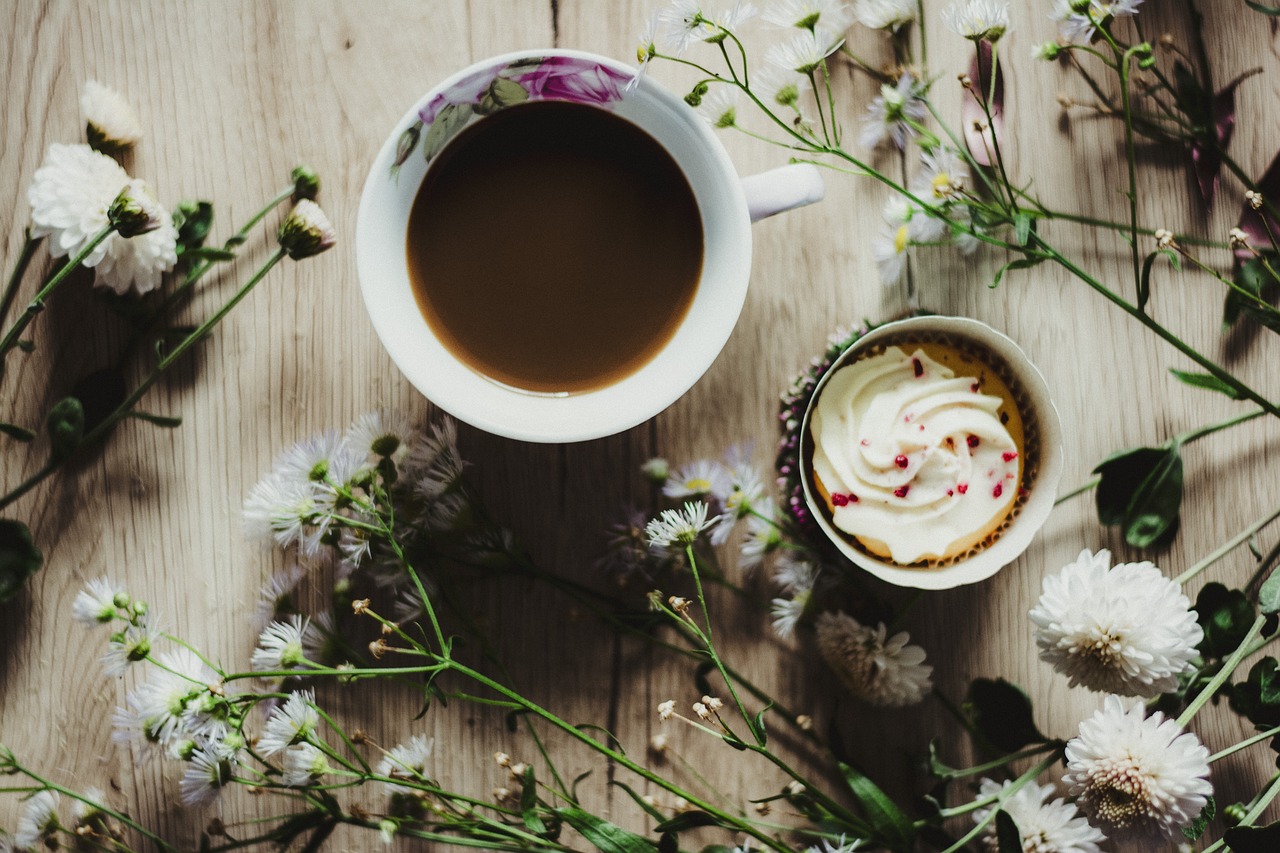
[514,56,630,106]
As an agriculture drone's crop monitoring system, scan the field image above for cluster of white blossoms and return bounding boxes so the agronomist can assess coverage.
[874,148,979,286]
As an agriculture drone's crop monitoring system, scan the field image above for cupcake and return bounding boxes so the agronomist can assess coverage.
[798,316,1062,589]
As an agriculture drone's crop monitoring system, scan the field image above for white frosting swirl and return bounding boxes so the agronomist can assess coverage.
[811,345,1020,564]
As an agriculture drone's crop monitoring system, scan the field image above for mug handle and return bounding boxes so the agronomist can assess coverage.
[741,163,825,223]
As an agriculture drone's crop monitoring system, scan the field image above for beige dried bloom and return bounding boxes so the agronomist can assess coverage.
[1246,190,1264,210]
[1154,229,1176,250]
[494,752,511,767]
[1229,227,1250,250]
[701,695,724,711]
[658,700,676,721]
[692,702,711,720]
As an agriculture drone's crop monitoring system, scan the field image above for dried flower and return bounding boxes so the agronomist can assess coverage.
[1154,228,1176,250]
[1229,227,1250,250]
[81,80,143,151]
[1029,549,1201,698]
[1063,696,1211,842]
[814,611,932,706]
[277,199,336,260]
[1246,189,1264,210]
[693,701,711,720]
[971,778,1104,852]
[658,699,676,720]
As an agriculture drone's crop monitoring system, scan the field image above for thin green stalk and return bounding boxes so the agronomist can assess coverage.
[1117,44,1145,302]
[0,230,40,329]
[683,544,758,738]
[0,225,114,365]
[1178,614,1266,727]
[1209,724,1280,763]
[1055,477,1099,506]
[1174,501,1280,585]
[936,741,1065,784]
[939,754,1060,849]
[1201,772,1280,853]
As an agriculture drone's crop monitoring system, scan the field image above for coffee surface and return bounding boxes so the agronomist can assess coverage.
[406,101,704,395]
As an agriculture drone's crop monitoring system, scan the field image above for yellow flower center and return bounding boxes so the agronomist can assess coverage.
[893,225,909,254]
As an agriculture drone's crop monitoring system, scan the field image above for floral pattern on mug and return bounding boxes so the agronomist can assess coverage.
[386,54,632,174]
[391,55,633,175]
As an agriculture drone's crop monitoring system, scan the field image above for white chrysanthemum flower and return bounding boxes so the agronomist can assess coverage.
[646,501,719,549]
[81,80,143,150]
[1029,549,1202,698]
[853,0,915,30]
[102,618,162,676]
[942,0,1011,41]
[763,0,854,37]
[258,690,320,756]
[663,459,731,500]
[72,576,124,626]
[283,742,331,787]
[1051,0,1142,43]
[815,611,932,706]
[14,790,60,851]
[1063,696,1211,842]
[252,615,316,672]
[765,28,843,74]
[860,73,928,150]
[180,747,236,808]
[972,778,1104,852]
[698,85,741,128]
[377,735,435,795]
[277,199,336,260]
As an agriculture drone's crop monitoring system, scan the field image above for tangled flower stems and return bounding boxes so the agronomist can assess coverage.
[1177,613,1268,728]
[933,753,1061,852]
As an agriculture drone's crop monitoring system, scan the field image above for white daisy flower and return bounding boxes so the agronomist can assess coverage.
[72,576,124,626]
[277,199,336,260]
[27,143,177,295]
[346,410,416,464]
[659,0,715,54]
[913,148,970,203]
[853,0,915,30]
[69,786,108,826]
[698,85,741,128]
[803,836,861,853]
[102,618,162,676]
[763,0,854,37]
[255,563,307,626]
[859,73,928,151]
[663,459,731,500]
[873,220,911,287]
[116,648,222,747]
[770,592,809,639]
[971,778,1104,852]
[1051,0,1142,43]
[301,610,340,664]
[14,790,60,851]
[403,418,467,503]
[242,469,324,555]
[283,742,331,787]
[252,615,316,672]
[1029,549,1202,698]
[753,63,813,113]
[765,28,843,74]
[179,747,236,808]
[634,12,661,84]
[275,430,364,494]
[739,500,782,570]
[702,2,758,41]
[258,690,320,756]
[645,501,719,549]
[81,80,143,150]
[1063,696,1211,842]
[814,611,932,706]
[942,0,1011,41]
[377,734,435,795]
[773,556,818,593]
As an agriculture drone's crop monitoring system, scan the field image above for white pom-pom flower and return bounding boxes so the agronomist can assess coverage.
[81,80,143,150]
[971,778,1104,852]
[1029,549,1202,697]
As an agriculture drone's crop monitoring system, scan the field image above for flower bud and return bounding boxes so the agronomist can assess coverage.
[277,199,336,260]
[1035,42,1062,61]
[82,80,143,152]
[641,457,669,484]
[291,165,320,202]
[108,180,166,238]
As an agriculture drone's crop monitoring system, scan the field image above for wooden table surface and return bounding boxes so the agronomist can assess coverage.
[3,2,1280,850]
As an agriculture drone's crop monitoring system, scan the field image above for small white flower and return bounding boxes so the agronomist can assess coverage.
[971,778,1104,852]
[739,500,782,570]
[913,148,970,202]
[942,0,1011,41]
[255,563,307,626]
[873,220,911,287]
[1029,549,1202,698]
[702,2,758,41]
[753,63,812,112]
[659,0,715,54]
[765,28,843,74]
[258,690,321,756]
[72,576,124,626]
[773,557,818,593]
[70,786,107,826]
[14,790,59,851]
[180,747,236,808]
[763,0,854,38]
[1052,0,1142,43]
[1063,696,1211,842]
[859,73,928,151]
[815,611,932,706]
[252,615,316,672]
[283,742,331,787]
[377,735,434,795]
[770,592,809,638]
[243,468,325,555]
[853,0,915,30]
[645,501,718,548]
[81,80,143,150]
[346,411,415,463]
[102,618,162,676]
[663,459,731,499]
[803,836,861,853]
[698,85,741,128]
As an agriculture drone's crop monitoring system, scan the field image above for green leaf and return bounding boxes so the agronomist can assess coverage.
[1014,213,1031,247]
[1183,796,1216,841]
[752,704,769,746]
[1196,583,1257,659]
[173,200,214,250]
[0,519,43,602]
[609,782,667,822]
[1246,0,1280,14]
[995,810,1022,853]
[1169,368,1243,399]
[520,765,547,834]
[555,807,657,853]
[478,76,530,115]
[181,246,237,262]
[1121,443,1184,547]
[1261,570,1280,615]
[990,257,1042,289]
[1229,657,1280,727]
[45,396,85,461]
[1224,819,1280,851]
[1093,446,1167,526]
[840,763,915,851]
[127,411,183,428]
[423,103,474,162]
[966,678,1046,753]
[653,811,723,834]
[0,422,35,442]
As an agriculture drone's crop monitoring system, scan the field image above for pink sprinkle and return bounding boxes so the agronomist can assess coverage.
[913,357,924,377]
[860,438,870,447]
[1002,451,1018,462]
[894,484,910,498]
[957,483,968,494]
[967,435,980,448]
[832,493,850,507]
[993,483,1004,499]
[894,454,909,469]
[970,381,980,393]
[946,489,954,497]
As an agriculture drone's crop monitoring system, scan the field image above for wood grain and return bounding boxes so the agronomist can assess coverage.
[2,1,1280,849]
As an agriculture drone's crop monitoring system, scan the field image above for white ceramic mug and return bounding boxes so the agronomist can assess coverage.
[356,49,824,443]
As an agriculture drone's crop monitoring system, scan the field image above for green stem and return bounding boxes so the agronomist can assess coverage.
[939,754,1059,850]
[937,741,1065,783]
[683,545,758,739]
[1178,614,1266,727]
[1201,773,1280,853]
[1208,724,1280,763]
[1055,477,1099,506]
[0,225,114,366]
[0,230,40,329]
[1174,501,1280,585]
